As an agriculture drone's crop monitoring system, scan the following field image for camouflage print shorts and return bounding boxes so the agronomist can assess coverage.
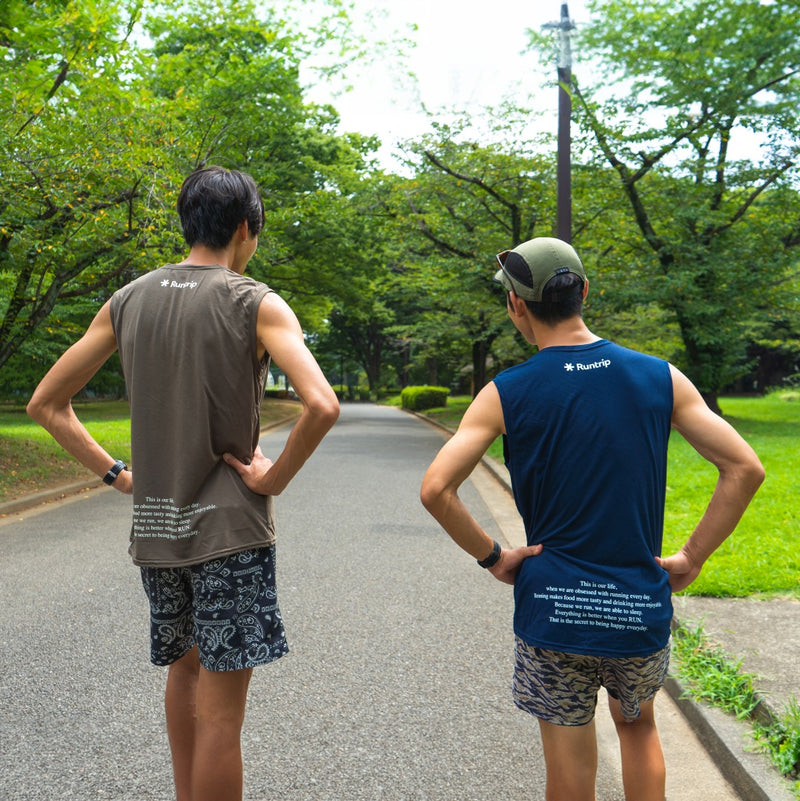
[512,636,670,726]
[140,546,289,672]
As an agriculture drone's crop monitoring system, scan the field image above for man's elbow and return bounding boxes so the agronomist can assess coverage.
[319,394,340,428]
[26,391,47,427]
[747,455,766,493]
[420,472,445,516]
[728,452,766,498]
[307,391,339,432]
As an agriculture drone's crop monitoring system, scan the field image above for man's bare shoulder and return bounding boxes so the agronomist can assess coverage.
[460,381,505,436]
[258,290,300,325]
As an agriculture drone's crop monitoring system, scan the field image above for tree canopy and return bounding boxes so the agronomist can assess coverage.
[0,0,380,391]
[1,0,798,404]
[554,0,800,408]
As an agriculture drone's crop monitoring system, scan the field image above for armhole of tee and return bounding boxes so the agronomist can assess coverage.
[108,293,119,340]
[252,286,274,371]
[663,360,675,422]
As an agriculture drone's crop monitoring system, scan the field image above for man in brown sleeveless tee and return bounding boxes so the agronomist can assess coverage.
[28,166,339,801]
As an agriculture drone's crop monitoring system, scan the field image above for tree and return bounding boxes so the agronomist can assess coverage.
[548,0,800,410]
[0,0,167,376]
[140,0,384,334]
[392,116,558,394]
[311,171,412,395]
[0,0,382,387]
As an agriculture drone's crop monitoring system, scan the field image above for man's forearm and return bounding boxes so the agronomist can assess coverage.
[258,402,338,495]
[28,401,118,479]
[421,486,496,562]
[682,464,764,567]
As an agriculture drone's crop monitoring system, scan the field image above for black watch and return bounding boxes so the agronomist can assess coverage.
[477,540,502,568]
[102,459,127,485]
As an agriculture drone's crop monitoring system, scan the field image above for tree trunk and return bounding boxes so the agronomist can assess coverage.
[472,339,488,397]
[427,356,438,386]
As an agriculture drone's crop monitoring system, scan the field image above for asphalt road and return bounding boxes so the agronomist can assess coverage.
[0,403,740,800]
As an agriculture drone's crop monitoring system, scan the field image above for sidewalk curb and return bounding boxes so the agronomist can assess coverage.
[0,478,104,517]
[408,408,796,801]
[662,677,794,801]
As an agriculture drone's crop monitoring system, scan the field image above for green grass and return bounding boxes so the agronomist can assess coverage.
[0,401,133,501]
[673,622,800,796]
[412,391,799,599]
[0,398,301,503]
[672,622,761,718]
[754,699,800,792]
[663,393,799,597]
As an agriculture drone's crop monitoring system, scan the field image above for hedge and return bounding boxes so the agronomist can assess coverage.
[400,385,450,411]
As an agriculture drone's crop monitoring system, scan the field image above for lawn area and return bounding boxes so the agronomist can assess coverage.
[415,392,799,599]
[663,393,799,597]
[0,397,301,503]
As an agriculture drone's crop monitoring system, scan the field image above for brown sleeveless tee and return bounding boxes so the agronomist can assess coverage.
[109,264,276,567]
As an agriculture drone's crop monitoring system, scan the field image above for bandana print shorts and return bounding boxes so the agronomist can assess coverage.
[140,546,288,672]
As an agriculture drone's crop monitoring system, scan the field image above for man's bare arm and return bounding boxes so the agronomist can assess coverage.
[26,302,132,494]
[657,365,764,591]
[420,382,541,585]
[223,292,339,495]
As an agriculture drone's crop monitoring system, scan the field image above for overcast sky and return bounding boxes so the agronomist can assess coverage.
[304,0,591,166]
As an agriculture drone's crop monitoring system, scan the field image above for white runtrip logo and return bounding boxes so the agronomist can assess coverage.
[573,359,612,371]
[565,359,612,372]
[161,279,198,290]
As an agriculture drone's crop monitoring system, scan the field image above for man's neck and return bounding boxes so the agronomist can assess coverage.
[178,244,238,271]
[531,317,600,350]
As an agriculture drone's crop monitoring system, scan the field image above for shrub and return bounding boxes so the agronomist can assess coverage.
[400,385,450,411]
[331,384,371,401]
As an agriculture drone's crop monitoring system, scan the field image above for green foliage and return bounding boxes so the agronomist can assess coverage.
[263,388,292,400]
[0,0,389,395]
[0,0,170,371]
[330,384,370,401]
[754,699,800,787]
[672,622,760,718]
[553,0,800,403]
[389,115,560,394]
[3,0,799,408]
[400,385,450,411]
[674,622,800,794]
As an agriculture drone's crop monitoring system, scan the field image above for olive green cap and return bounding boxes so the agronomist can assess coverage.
[494,237,586,301]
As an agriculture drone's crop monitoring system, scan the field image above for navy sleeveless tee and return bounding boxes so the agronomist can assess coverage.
[493,340,674,657]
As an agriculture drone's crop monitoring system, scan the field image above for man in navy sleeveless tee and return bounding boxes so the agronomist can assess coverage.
[421,238,763,801]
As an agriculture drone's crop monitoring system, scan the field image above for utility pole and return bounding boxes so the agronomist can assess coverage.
[542,3,576,244]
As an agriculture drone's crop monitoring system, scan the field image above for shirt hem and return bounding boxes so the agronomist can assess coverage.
[514,628,671,659]
[129,535,276,568]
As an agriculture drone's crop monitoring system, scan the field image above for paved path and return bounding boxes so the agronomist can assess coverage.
[1,404,742,800]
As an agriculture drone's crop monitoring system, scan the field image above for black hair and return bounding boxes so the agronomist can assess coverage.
[177,166,265,249]
[524,273,585,324]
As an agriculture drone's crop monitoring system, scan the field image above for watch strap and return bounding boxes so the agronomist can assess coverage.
[102,459,127,485]
[477,540,502,568]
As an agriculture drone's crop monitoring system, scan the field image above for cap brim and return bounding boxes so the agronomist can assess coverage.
[494,268,510,289]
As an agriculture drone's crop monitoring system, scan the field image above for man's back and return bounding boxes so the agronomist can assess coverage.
[110,263,275,567]
[494,339,674,657]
